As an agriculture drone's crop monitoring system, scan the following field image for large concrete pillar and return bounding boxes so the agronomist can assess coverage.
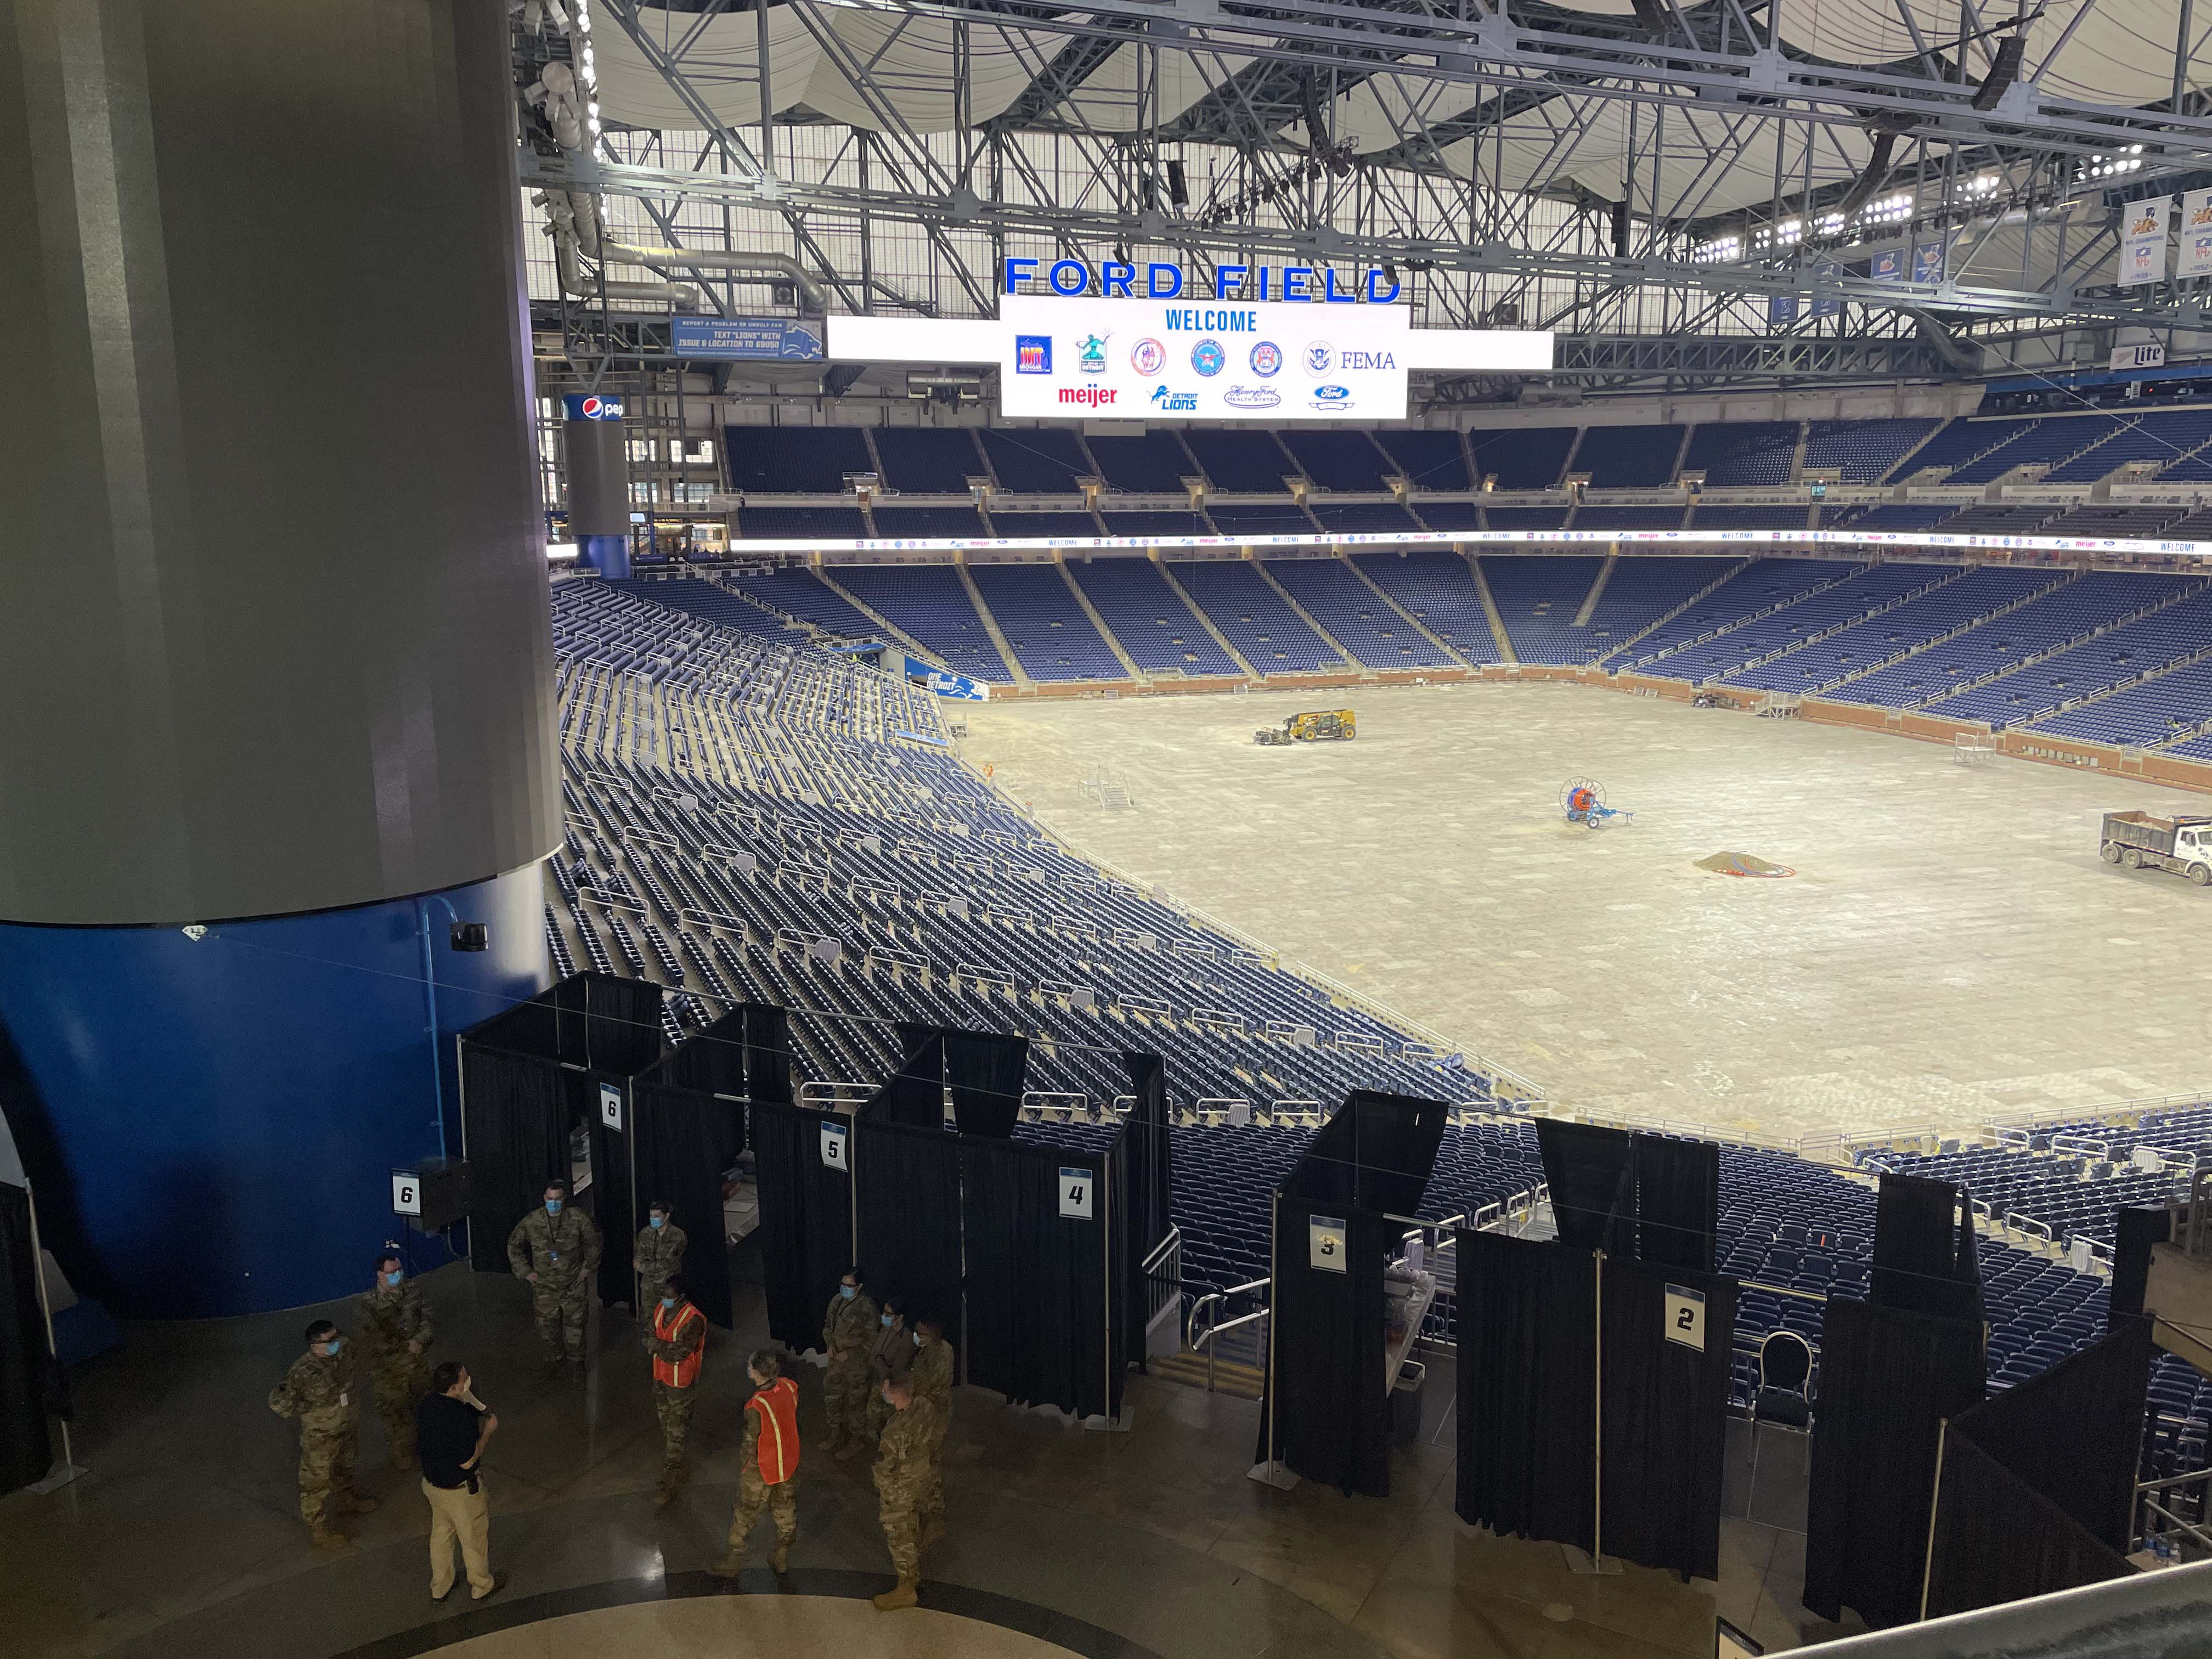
[0,0,561,1314]
[565,394,634,578]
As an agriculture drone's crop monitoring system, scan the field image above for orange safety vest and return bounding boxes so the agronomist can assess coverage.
[652,1301,704,1389]
[748,1376,800,1484]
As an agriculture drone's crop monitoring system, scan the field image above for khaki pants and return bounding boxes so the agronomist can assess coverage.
[423,1476,495,1599]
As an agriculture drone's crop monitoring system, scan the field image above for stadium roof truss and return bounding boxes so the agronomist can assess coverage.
[522,0,2212,389]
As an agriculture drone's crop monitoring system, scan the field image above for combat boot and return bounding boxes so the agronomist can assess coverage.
[653,1469,680,1508]
[309,1522,347,1551]
[769,1541,790,1574]
[705,1554,744,1579]
[872,1579,918,1611]
[341,1493,380,1515]
[388,1448,416,1473]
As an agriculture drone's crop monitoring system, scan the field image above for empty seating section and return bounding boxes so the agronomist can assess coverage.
[605,578,791,642]
[1209,504,1318,538]
[1724,566,2055,695]
[1480,556,1605,663]
[1864,1144,2181,1254]
[1470,426,1576,490]
[871,505,986,539]
[966,563,1124,681]
[1833,572,2171,708]
[1084,432,1194,493]
[1945,419,2123,485]
[2041,411,2212,483]
[725,425,872,493]
[1802,417,1941,480]
[870,427,983,492]
[1099,511,1212,540]
[1375,429,1474,492]
[1416,501,1483,532]
[1619,559,1855,668]
[1352,551,1504,662]
[1572,556,1738,659]
[1684,422,1799,486]
[990,511,1104,539]
[2033,658,2212,746]
[1576,506,1686,533]
[1183,429,1295,493]
[1486,506,1572,533]
[1888,417,2035,481]
[1922,585,2212,726]
[1066,558,1242,676]
[1308,503,1422,534]
[738,506,870,540]
[1652,562,1941,685]
[2168,507,2212,539]
[1826,503,1960,533]
[548,579,1511,1137]
[1261,558,1455,668]
[980,428,1092,493]
[1938,505,2057,538]
[2045,505,2186,537]
[724,569,882,637]
[1687,505,1813,532]
[2165,450,2212,483]
[1575,424,1685,488]
[1166,560,1338,672]
[830,564,1012,682]
[1280,430,1391,492]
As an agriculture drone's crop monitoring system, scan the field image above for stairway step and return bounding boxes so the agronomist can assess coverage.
[1149,1350,1265,1398]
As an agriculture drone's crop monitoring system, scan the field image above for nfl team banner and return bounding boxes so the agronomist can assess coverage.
[2118,196,2171,286]
[2180,189,2212,279]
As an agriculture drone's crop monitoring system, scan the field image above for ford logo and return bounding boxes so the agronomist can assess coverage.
[1312,385,1349,400]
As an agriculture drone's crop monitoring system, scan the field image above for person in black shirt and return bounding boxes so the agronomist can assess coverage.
[416,1362,506,1602]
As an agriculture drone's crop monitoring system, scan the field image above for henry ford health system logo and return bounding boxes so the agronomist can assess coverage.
[1223,387,1280,410]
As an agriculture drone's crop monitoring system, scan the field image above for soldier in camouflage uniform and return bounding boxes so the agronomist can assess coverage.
[506,1180,602,1376]
[633,1199,687,1313]
[910,1316,954,1546]
[268,1319,379,1548]
[862,1296,916,1443]
[707,1350,803,1579]
[360,1249,433,1470]
[640,1272,706,1504]
[820,1265,879,1455]
[870,1375,941,1611]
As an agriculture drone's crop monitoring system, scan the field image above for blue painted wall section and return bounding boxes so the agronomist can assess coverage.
[0,864,548,1317]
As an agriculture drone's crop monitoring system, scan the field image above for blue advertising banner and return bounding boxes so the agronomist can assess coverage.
[563,393,624,420]
[1768,294,1799,327]
[671,317,826,360]
[1870,247,1905,282]
[904,655,990,701]
[1912,238,1946,283]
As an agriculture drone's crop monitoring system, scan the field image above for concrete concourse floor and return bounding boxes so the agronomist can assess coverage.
[2,1261,1832,1659]
[964,680,2212,1143]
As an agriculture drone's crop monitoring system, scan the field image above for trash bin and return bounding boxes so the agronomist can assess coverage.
[1390,1361,1427,1447]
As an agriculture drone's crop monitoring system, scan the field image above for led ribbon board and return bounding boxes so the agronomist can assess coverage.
[997,292,1410,422]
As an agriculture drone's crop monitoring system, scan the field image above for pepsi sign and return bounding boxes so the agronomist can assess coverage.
[563,394,624,421]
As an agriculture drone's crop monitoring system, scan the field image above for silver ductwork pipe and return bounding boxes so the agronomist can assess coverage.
[601,242,827,312]
[552,230,701,310]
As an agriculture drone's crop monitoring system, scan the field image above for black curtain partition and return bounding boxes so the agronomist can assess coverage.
[2113,1206,2171,1318]
[749,1097,854,1353]
[873,1028,948,1130]
[1631,1138,1719,1276]
[1287,1091,1448,1217]
[943,1030,1028,1139]
[1925,1438,2133,1619]
[855,1115,965,1347]
[1804,1296,1985,1629]
[630,1080,740,1327]
[558,973,665,1075]
[0,1182,50,1495]
[1872,1172,1982,1323]
[741,1003,794,1105]
[583,1071,637,1307]
[1120,1052,1175,1367]
[1535,1120,1635,1254]
[1599,1257,1736,1580]
[1263,1194,1393,1496]
[1455,1231,1599,1553]
[459,1044,567,1272]
[963,1139,1117,1419]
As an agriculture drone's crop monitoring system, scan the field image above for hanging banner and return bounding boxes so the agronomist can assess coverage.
[2118,196,2171,286]
[1767,294,1799,328]
[1912,238,1946,283]
[671,316,826,361]
[1869,247,1905,283]
[1308,1214,1347,1272]
[2179,189,2212,279]
[903,654,990,700]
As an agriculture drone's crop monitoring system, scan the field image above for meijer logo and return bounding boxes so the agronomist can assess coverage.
[1058,386,1118,408]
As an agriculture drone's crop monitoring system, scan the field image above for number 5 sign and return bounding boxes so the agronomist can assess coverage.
[820,1121,849,1171]
[1058,1167,1093,1219]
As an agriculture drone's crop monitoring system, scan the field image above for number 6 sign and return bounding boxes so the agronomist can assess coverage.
[392,1172,421,1217]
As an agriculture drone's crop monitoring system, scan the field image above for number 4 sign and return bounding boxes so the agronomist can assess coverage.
[1059,1167,1093,1219]
[1664,1284,1706,1352]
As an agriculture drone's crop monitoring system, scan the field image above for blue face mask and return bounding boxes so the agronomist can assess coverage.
[881,1312,894,1328]
[649,1215,665,1229]
[324,1338,342,1355]
[839,1285,856,1299]
[662,1296,677,1309]
[912,1330,922,1347]
[384,1270,403,1287]
[545,1199,563,1215]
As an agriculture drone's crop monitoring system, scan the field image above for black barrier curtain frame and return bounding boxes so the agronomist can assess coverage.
[943,1030,1028,1140]
[741,1003,793,1106]
[962,1139,1115,1419]
[583,1072,637,1308]
[1803,1296,1986,1630]
[1630,1137,1719,1276]
[460,1044,568,1273]
[749,1098,855,1353]
[630,1080,740,1329]
[1535,1121,1635,1255]
[1872,1173,1983,1324]
[1599,1257,1737,1581]
[1267,1194,1393,1496]
[1924,1432,2134,1619]
[567,973,665,1075]
[1120,1053,1174,1369]
[855,1116,965,1352]
[873,1028,948,1130]
[0,1183,50,1495]
[1454,1231,1599,1553]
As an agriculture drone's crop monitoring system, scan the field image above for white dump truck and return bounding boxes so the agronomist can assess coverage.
[2100,811,2212,886]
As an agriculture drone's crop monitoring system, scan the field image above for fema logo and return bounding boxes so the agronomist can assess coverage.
[1249,341,1283,377]
[1130,337,1166,376]
[1304,342,1333,375]
[1190,339,1227,377]
[1015,336,1052,374]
